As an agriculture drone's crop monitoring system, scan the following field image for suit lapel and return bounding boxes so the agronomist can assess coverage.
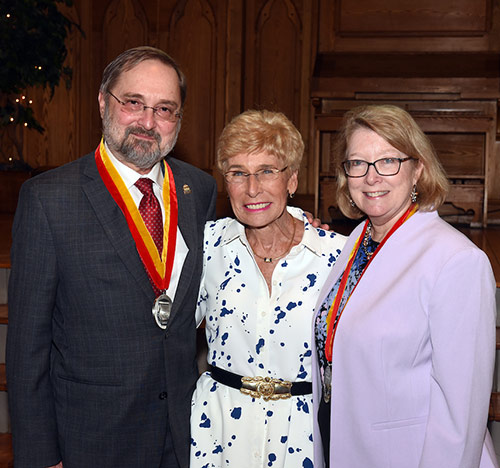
[82,155,155,302]
[80,155,201,328]
[167,159,198,323]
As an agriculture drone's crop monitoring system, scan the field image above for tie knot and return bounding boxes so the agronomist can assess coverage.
[135,178,154,195]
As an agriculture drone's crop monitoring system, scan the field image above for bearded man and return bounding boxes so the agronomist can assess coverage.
[6,46,217,468]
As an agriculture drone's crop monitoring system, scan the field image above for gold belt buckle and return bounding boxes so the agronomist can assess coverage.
[240,376,293,401]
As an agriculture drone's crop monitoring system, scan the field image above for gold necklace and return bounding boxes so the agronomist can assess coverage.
[362,222,374,259]
[252,216,297,263]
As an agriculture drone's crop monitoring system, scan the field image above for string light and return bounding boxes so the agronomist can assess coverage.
[14,96,33,105]
[6,14,10,18]
[9,117,14,122]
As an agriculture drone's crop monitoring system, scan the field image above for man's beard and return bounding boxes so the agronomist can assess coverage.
[102,105,180,170]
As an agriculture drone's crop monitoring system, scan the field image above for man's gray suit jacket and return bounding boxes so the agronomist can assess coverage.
[6,151,217,468]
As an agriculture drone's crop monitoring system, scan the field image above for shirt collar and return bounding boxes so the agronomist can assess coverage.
[104,141,164,190]
[219,206,333,257]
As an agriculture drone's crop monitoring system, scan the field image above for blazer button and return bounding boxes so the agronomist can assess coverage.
[159,392,168,400]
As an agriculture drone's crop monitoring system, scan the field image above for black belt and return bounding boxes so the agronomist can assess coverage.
[210,365,312,401]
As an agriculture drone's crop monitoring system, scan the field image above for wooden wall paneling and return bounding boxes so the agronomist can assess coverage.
[102,0,149,67]
[311,53,500,99]
[491,0,500,51]
[212,0,241,187]
[299,0,318,204]
[489,98,500,201]
[139,0,178,46]
[244,0,302,121]
[214,0,245,217]
[19,92,44,169]
[167,0,218,172]
[74,1,96,160]
[313,113,342,221]
[412,101,496,226]
[428,134,485,177]
[318,0,495,53]
[485,104,498,212]
[0,171,31,214]
[317,0,335,53]
[223,0,244,129]
[305,0,320,210]
[244,0,317,211]
[90,0,106,148]
[337,0,489,34]
[494,138,500,202]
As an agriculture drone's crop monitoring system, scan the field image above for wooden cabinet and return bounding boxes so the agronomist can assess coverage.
[312,53,500,227]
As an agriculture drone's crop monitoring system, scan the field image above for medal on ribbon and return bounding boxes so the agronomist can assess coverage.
[95,139,178,329]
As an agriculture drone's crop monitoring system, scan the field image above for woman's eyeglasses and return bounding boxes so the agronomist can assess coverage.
[224,167,288,184]
[343,157,417,178]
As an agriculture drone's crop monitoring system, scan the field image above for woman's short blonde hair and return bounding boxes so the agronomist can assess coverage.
[216,110,304,173]
[334,105,449,219]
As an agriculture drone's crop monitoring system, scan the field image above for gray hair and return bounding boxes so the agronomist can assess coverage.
[99,46,187,107]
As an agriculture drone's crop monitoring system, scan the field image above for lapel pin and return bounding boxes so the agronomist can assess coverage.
[183,184,191,194]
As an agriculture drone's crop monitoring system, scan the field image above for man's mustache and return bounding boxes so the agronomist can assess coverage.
[125,127,161,144]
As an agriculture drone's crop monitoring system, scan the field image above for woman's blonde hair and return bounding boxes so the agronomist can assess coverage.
[216,110,304,173]
[333,105,449,219]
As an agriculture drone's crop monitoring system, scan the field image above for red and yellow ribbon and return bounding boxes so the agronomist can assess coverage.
[95,139,178,292]
[325,203,418,362]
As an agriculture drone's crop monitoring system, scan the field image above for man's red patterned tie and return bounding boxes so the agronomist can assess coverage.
[135,178,163,295]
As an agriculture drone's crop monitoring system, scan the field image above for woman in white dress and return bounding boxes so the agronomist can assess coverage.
[190,110,346,468]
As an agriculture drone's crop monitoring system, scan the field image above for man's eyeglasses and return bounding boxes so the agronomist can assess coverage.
[108,91,182,123]
[224,167,288,184]
[343,157,417,178]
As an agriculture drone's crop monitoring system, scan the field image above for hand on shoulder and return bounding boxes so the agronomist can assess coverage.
[304,210,331,231]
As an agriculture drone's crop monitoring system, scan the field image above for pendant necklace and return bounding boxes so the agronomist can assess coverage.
[252,216,297,263]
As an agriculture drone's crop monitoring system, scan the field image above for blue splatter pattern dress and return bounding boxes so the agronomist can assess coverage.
[190,207,346,468]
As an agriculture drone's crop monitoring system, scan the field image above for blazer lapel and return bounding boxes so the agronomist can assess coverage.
[82,156,155,302]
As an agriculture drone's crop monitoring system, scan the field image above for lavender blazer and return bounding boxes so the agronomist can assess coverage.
[312,210,498,468]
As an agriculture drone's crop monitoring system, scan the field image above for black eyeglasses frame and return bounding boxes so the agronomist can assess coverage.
[342,157,418,178]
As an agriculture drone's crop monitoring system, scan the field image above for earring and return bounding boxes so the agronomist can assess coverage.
[349,197,356,207]
[410,185,418,203]
[288,191,295,199]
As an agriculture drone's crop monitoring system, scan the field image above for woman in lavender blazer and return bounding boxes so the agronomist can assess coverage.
[313,104,498,468]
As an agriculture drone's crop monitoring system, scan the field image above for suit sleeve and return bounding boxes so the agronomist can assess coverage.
[6,181,62,467]
[418,248,496,468]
